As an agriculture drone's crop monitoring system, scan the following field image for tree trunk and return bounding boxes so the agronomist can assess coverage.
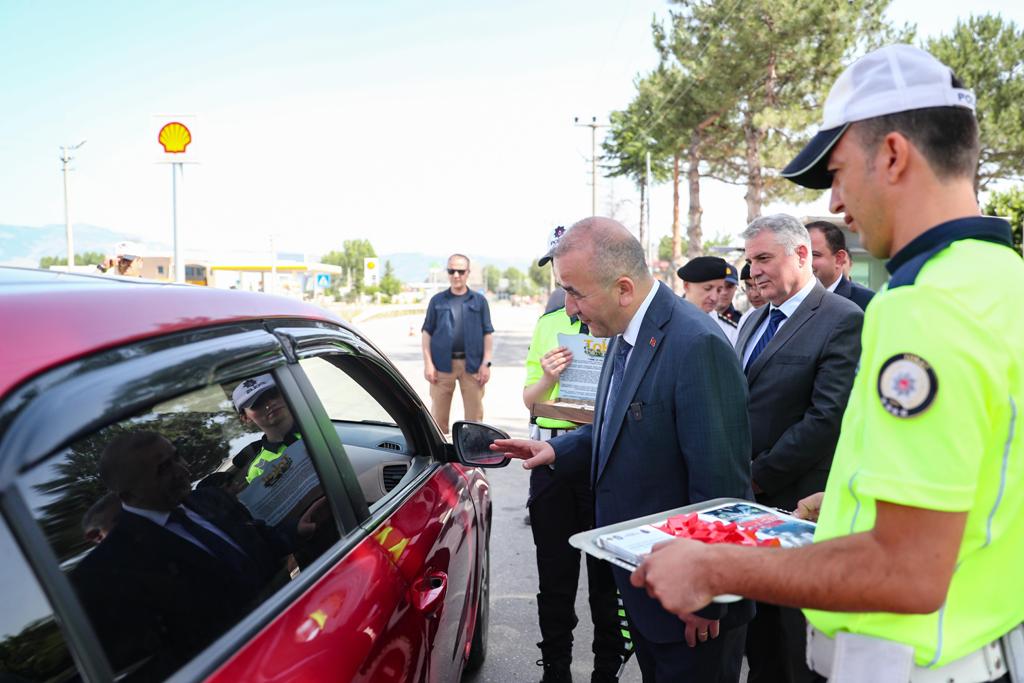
[743,107,764,224]
[638,179,647,264]
[671,151,683,293]
[686,130,703,260]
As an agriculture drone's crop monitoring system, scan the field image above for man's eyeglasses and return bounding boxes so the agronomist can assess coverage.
[447,268,467,276]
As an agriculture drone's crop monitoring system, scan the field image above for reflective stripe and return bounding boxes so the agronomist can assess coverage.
[847,471,861,534]
[985,397,1017,548]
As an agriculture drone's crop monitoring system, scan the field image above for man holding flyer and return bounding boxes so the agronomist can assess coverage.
[631,45,1024,682]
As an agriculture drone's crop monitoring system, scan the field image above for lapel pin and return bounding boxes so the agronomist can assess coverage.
[650,337,656,348]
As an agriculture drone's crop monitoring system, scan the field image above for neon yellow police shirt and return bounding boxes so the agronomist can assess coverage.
[805,218,1024,667]
[526,308,582,430]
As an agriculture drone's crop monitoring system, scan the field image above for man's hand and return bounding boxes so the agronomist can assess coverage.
[540,347,573,381]
[491,438,555,469]
[475,364,491,386]
[680,613,720,648]
[297,497,330,538]
[631,539,717,617]
[795,492,825,522]
[424,365,437,384]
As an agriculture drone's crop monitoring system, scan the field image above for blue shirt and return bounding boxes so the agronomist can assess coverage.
[422,288,494,373]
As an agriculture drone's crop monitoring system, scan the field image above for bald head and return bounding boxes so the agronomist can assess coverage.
[99,431,192,511]
[553,217,650,287]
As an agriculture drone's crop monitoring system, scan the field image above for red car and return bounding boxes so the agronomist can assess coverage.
[0,267,507,682]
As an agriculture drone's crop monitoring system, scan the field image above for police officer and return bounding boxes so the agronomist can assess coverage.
[231,374,301,482]
[524,228,630,683]
[678,256,740,345]
[632,44,1023,682]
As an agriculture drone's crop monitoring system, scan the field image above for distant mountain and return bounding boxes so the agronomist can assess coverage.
[379,251,534,284]
[0,224,145,267]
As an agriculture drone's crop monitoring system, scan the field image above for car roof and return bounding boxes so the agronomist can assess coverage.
[1,267,347,398]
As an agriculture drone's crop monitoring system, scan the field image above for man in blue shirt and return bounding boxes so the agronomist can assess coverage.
[421,253,494,435]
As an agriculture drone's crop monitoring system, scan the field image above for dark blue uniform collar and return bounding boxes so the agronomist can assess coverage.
[885,216,1013,289]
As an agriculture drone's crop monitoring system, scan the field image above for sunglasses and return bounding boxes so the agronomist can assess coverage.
[447,268,467,276]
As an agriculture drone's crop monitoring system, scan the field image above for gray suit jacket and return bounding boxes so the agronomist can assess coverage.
[734,283,863,511]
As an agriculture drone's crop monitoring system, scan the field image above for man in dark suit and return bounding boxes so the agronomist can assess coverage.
[806,220,875,310]
[734,214,863,683]
[494,217,753,682]
[73,431,294,679]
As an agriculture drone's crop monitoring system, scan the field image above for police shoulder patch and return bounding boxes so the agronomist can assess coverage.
[877,353,937,418]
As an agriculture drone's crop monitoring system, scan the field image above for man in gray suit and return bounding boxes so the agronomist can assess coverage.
[734,214,863,683]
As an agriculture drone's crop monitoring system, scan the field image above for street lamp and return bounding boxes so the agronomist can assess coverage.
[60,140,87,268]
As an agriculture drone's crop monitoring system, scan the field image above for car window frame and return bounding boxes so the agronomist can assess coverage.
[271,323,452,524]
[0,320,375,682]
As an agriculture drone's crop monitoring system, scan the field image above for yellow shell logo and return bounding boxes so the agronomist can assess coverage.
[158,122,192,153]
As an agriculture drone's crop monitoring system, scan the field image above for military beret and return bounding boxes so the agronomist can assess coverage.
[677,256,732,283]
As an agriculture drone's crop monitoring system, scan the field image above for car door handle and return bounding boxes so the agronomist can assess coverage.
[410,570,448,616]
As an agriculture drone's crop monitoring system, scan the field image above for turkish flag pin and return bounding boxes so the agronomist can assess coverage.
[650,337,656,348]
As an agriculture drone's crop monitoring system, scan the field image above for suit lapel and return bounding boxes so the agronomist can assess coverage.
[595,284,671,483]
[590,337,617,477]
[736,306,768,360]
[746,284,825,383]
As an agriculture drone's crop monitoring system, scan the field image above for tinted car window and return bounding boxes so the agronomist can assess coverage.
[0,519,77,682]
[16,373,339,681]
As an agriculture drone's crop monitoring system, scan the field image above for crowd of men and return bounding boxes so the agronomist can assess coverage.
[483,45,1022,683]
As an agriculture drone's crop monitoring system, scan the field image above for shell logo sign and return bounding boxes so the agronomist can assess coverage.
[158,122,192,154]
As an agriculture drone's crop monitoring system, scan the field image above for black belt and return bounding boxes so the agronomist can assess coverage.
[451,352,466,359]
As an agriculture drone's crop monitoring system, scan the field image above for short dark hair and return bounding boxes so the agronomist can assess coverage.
[805,221,847,256]
[853,75,979,181]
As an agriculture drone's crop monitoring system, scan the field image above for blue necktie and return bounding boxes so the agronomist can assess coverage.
[601,337,632,444]
[745,308,787,371]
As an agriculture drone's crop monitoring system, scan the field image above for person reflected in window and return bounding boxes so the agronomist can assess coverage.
[72,431,294,679]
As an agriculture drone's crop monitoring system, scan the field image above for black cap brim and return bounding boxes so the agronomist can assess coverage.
[537,252,554,267]
[781,124,848,190]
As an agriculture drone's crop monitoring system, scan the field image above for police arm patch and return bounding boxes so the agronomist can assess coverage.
[877,353,937,418]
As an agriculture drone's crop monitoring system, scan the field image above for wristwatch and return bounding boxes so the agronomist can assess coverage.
[485,361,492,368]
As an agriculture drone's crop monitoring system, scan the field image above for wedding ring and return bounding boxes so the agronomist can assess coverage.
[698,630,709,638]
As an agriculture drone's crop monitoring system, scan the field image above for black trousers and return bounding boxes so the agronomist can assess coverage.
[529,466,626,674]
[631,623,746,683]
[745,601,823,683]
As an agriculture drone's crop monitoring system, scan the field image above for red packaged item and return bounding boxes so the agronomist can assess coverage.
[655,513,781,548]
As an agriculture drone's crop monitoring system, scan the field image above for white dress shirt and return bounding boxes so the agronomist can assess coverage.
[122,502,247,556]
[604,280,660,414]
[826,274,843,293]
[741,275,816,368]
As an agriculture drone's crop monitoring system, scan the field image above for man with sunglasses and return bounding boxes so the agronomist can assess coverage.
[421,253,494,435]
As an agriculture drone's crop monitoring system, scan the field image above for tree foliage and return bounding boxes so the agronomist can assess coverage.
[321,239,377,294]
[984,185,1024,255]
[378,259,402,301]
[481,264,501,293]
[39,251,106,268]
[927,15,1024,190]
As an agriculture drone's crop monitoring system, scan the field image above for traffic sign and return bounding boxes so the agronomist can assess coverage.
[316,273,331,289]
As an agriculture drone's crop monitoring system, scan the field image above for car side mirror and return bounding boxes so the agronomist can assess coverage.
[452,421,511,468]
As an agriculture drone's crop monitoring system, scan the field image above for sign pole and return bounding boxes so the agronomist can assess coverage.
[172,162,185,283]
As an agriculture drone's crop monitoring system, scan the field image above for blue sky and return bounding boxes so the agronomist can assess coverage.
[2,0,1022,265]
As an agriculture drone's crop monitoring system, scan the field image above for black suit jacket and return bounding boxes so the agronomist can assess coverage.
[72,488,291,678]
[833,275,875,311]
[551,282,754,644]
[735,283,863,511]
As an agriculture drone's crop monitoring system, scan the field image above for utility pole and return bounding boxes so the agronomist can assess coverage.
[59,140,86,268]
[574,117,607,216]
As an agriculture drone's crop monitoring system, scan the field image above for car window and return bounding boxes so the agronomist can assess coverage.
[0,519,78,682]
[299,355,425,511]
[15,372,340,681]
[300,356,397,426]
